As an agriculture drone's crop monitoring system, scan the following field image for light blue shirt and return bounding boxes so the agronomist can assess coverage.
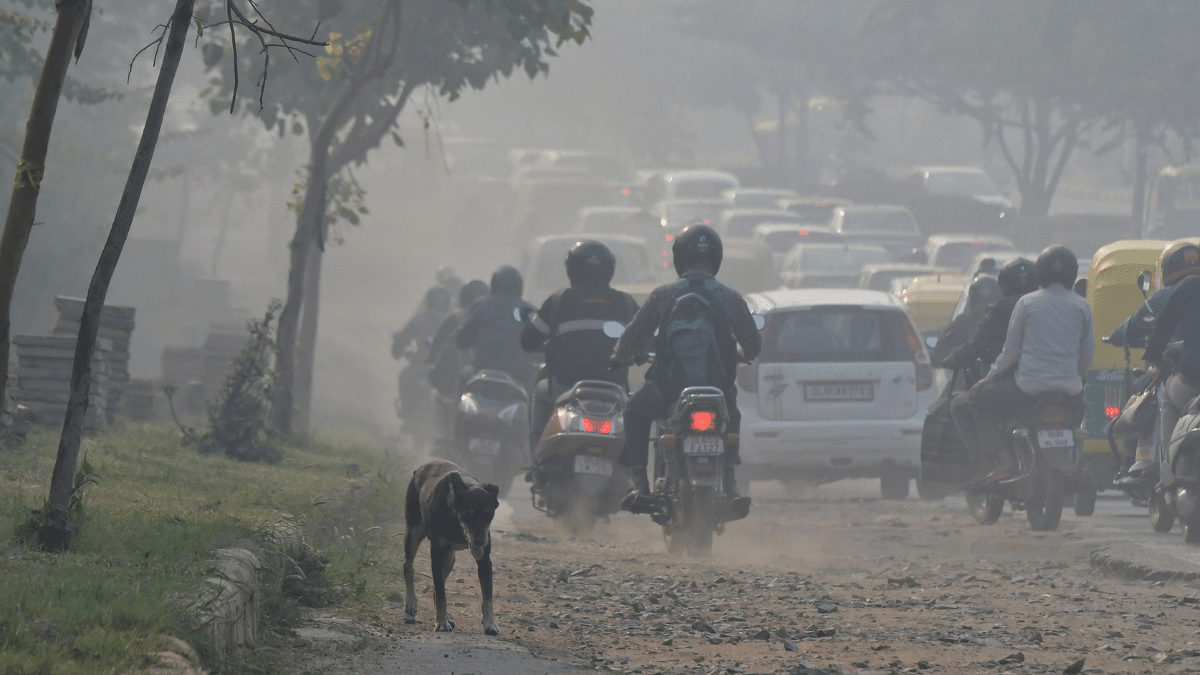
[988,284,1094,395]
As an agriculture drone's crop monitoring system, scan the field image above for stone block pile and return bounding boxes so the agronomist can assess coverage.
[51,297,135,425]
[11,335,112,431]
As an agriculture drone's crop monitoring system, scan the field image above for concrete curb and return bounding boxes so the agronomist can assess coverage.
[1090,545,1200,582]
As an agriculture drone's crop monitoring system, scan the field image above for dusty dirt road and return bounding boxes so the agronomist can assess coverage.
[271,479,1200,675]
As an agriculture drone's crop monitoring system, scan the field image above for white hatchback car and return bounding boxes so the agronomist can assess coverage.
[737,289,939,499]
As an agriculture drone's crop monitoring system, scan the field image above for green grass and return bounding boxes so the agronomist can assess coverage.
[0,424,407,675]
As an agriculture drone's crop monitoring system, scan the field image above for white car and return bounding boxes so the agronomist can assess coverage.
[737,289,938,499]
[906,165,1013,210]
[521,234,660,306]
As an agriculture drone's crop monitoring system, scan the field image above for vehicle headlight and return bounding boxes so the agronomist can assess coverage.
[498,403,524,423]
[459,395,479,416]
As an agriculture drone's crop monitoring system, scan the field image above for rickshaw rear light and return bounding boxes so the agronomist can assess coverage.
[690,411,717,432]
[1105,406,1120,419]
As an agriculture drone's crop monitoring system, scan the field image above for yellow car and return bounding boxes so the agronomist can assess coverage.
[896,272,971,338]
[1081,239,1169,479]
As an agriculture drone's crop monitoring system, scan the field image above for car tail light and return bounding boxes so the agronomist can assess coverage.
[902,323,934,392]
[665,234,674,242]
[1105,406,1120,419]
[690,411,717,432]
[799,229,809,235]
[736,363,758,393]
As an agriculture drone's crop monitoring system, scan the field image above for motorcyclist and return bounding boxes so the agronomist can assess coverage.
[1144,252,1200,472]
[610,224,762,500]
[1108,241,1200,477]
[456,266,538,392]
[520,240,640,451]
[428,279,490,440]
[436,266,465,308]
[393,286,452,425]
[929,275,1001,371]
[951,245,1094,479]
[940,258,1038,387]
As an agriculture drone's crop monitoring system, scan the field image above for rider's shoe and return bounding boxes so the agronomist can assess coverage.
[1127,458,1153,478]
[621,468,655,513]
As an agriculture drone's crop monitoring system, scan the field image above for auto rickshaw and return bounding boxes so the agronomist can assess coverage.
[1082,239,1169,482]
[896,272,971,342]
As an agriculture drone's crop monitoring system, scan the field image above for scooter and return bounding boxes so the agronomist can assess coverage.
[1148,356,1200,541]
[452,369,528,498]
[528,380,630,533]
[966,391,1095,530]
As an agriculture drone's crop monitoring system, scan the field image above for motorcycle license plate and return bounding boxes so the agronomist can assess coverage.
[574,455,613,477]
[468,437,502,455]
[683,435,724,456]
[1036,429,1074,449]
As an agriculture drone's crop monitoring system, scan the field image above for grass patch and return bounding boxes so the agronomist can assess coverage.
[0,424,407,674]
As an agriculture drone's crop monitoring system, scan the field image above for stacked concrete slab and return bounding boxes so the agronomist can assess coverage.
[202,323,251,400]
[51,297,135,424]
[11,335,111,431]
[1,364,16,431]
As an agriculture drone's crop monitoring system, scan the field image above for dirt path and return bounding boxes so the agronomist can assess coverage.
[270,480,1200,675]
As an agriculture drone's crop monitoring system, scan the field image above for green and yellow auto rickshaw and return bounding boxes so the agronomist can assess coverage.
[1082,239,1169,481]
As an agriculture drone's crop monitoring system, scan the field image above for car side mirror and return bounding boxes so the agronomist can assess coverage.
[1137,270,1152,296]
[752,314,766,331]
[602,321,626,338]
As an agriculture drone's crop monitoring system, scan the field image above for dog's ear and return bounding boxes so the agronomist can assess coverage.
[483,483,500,499]
[446,472,469,500]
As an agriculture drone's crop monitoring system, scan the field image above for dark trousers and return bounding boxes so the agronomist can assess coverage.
[529,377,567,453]
[951,372,1032,469]
[618,382,741,470]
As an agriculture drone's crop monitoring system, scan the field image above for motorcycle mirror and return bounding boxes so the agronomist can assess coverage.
[513,306,534,323]
[925,335,938,350]
[602,321,626,339]
[752,314,766,331]
[1137,270,1152,296]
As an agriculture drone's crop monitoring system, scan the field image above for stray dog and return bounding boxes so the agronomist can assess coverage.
[402,459,501,635]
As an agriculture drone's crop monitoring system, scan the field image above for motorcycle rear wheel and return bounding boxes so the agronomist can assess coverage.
[686,487,716,557]
[563,493,597,536]
[1150,491,1176,533]
[967,489,1003,524]
[1026,471,1064,531]
[1073,486,1097,517]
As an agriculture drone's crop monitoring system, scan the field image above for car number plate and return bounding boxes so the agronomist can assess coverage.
[683,436,725,456]
[1036,429,1074,449]
[468,437,502,455]
[574,455,613,477]
[804,382,874,401]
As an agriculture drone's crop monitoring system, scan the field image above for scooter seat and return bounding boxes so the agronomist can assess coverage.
[555,380,627,408]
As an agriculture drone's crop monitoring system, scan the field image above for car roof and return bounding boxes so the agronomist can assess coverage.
[788,242,889,254]
[530,233,647,249]
[578,206,641,216]
[838,204,913,214]
[859,263,937,273]
[722,208,797,217]
[661,170,739,183]
[926,233,1014,246]
[911,165,991,175]
[746,288,905,313]
[753,223,837,234]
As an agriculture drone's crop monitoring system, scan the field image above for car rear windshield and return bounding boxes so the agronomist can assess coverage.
[726,213,801,238]
[935,242,1013,271]
[761,307,913,363]
[786,202,840,224]
[799,247,892,273]
[760,229,843,250]
[842,211,917,233]
[674,179,737,200]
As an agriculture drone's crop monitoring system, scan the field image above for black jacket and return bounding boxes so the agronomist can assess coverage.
[940,294,1022,384]
[1108,286,1175,349]
[521,283,640,387]
[457,292,538,390]
[1146,274,1200,383]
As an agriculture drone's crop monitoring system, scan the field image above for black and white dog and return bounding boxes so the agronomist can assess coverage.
[402,459,501,635]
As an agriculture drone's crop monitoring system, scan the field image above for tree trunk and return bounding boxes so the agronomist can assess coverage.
[1131,127,1149,238]
[793,85,811,190]
[0,0,90,412]
[776,88,788,185]
[43,0,193,550]
[293,239,323,435]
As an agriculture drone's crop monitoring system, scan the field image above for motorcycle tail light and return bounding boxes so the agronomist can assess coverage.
[599,420,612,434]
[582,417,594,433]
[1105,406,1120,419]
[580,418,613,434]
[690,411,717,432]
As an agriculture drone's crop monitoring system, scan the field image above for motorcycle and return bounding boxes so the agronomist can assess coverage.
[452,369,528,498]
[528,379,630,533]
[966,391,1095,530]
[1148,350,1200,541]
[610,317,762,557]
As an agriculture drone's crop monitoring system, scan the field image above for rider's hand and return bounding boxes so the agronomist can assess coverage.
[609,355,626,371]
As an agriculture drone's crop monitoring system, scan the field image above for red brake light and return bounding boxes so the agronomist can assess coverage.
[815,202,829,207]
[702,219,710,224]
[599,420,612,434]
[690,411,717,432]
[799,229,810,235]
[1105,407,1120,419]
[665,234,674,242]
[621,188,630,196]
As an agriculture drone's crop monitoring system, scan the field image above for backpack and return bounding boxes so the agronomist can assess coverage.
[654,277,734,401]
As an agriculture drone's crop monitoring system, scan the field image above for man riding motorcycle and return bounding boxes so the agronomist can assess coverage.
[930,275,1001,372]
[520,240,640,452]
[951,246,1094,479]
[941,258,1038,387]
[427,279,490,439]
[610,224,762,500]
[1109,241,1200,477]
[1144,263,1200,469]
[393,286,452,422]
[456,266,538,392]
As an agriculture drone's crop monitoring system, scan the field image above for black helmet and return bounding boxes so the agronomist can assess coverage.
[672,223,723,276]
[997,257,1037,296]
[1161,241,1200,287]
[424,286,451,312]
[565,240,617,287]
[1034,245,1078,289]
[459,279,488,309]
[490,265,524,297]
[965,276,1000,309]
